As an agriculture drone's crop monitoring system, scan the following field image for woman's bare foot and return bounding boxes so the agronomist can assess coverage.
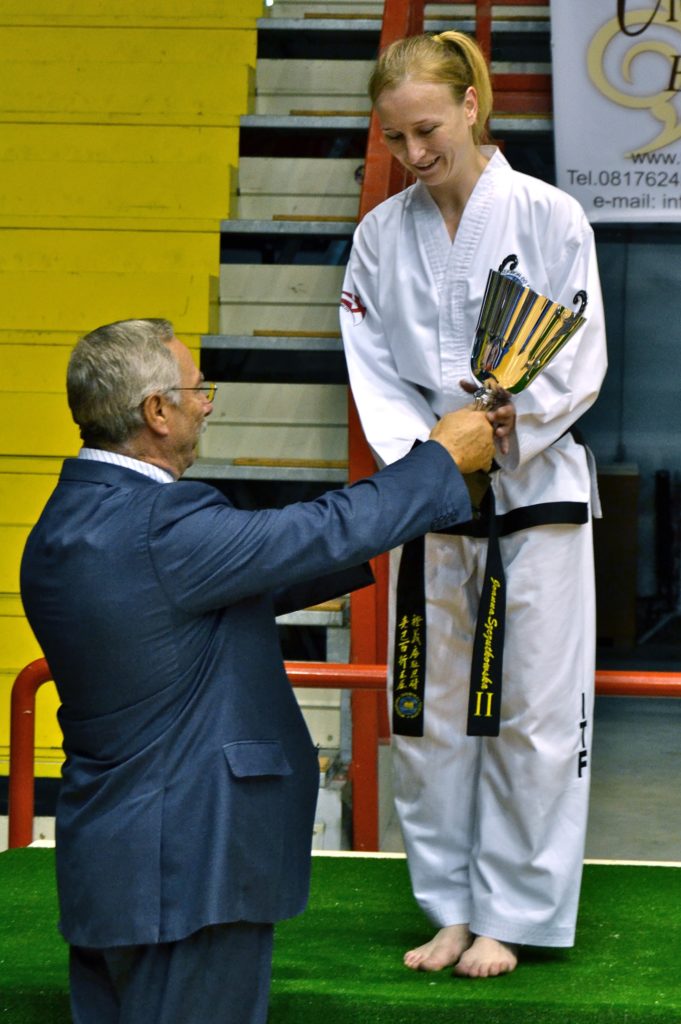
[453,935,519,978]
[404,924,473,971]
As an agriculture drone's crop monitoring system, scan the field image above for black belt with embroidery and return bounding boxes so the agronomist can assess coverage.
[392,493,588,738]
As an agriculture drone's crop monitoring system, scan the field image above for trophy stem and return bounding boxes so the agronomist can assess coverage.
[473,382,505,411]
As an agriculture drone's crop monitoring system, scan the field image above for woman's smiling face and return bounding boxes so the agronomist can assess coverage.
[375,79,478,191]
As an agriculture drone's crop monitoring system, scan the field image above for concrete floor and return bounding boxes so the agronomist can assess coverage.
[379,696,681,862]
[586,696,681,861]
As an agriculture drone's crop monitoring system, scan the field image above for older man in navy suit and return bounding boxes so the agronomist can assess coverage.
[20,318,498,1024]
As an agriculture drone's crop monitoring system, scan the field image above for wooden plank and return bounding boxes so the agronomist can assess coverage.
[210,382,347,426]
[0,26,257,64]
[219,305,343,335]
[0,335,200,390]
[0,123,236,223]
[0,271,214,333]
[0,0,265,27]
[0,163,232,219]
[238,195,360,219]
[220,264,344,304]
[0,525,31,591]
[219,264,344,328]
[270,1,384,15]
[258,97,370,116]
[492,2,548,10]
[0,331,202,350]
[0,122,237,166]
[257,60,372,96]
[0,231,217,274]
[1,63,253,125]
[0,615,44,674]
[232,458,347,468]
[0,25,256,125]
[256,59,371,115]
[0,120,236,160]
[0,394,79,458]
[219,265,345,335]
[237,156,362,220]
[0,346,70,392]
[202,381,347,462]
[0,456,64,476]
[239,157,363,197]
[0,473,60,525]
[251,330,340,339]
[202,424,347,461]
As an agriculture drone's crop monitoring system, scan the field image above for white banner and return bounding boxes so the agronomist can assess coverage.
[551,1,681,222]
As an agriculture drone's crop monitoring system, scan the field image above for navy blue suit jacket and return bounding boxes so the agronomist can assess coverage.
[20,442,472,948]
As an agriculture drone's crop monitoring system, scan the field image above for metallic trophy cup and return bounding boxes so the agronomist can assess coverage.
[471,254,588,411]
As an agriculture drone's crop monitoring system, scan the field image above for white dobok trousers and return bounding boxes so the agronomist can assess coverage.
[389,521,595,947]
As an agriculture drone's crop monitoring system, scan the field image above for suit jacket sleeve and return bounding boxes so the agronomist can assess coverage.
[272,562,375,617]
[150,440,471,614]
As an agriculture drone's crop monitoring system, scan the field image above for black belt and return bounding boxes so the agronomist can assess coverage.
[392,494,588,738]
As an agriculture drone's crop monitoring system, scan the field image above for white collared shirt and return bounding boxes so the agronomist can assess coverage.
[78,447,175,484]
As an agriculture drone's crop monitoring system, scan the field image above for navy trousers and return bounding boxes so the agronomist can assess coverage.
[69,922,274,1024]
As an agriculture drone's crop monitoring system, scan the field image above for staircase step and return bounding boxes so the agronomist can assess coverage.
[255,58,372,116]
[232,457,347,468]
[221,218,354,235]
[219,263,345,334]
[186,458,347,483]
[237,156,362,218]
[242,113,368,129]
[203,334,343,350]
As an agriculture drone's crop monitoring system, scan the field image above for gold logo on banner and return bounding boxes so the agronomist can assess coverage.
[588,1,681,154]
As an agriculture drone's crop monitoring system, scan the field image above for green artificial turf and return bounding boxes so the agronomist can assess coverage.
[273,857,681,1024]
[1,849,680,1023]
[0,849,70,1022]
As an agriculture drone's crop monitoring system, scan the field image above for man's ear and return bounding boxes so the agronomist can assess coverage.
[141,393,171,437]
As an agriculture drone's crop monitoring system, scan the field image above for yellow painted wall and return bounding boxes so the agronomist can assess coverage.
[0,1,262,778]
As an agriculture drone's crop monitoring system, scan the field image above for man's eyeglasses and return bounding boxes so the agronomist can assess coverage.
[168,383,218,402]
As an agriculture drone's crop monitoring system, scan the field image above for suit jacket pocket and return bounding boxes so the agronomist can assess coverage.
[221,740,294,918]
[222,739,293,778]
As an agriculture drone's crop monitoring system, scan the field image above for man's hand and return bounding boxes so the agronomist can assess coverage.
[459,380,516,456]
[429,408,495,475]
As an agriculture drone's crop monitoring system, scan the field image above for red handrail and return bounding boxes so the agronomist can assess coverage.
[595,670,681,699]
[7,658,389,851]
[8,657,681,850]
[8,659,52,850]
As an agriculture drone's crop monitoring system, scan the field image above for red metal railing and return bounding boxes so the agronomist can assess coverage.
[7,658,388,851]
[8,657,681,850]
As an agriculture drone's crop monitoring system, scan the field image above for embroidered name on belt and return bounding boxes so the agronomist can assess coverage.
[466,539,505,737]
[392,533,427,736]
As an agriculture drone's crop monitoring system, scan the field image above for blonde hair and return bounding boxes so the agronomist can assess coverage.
[368,31,493,145]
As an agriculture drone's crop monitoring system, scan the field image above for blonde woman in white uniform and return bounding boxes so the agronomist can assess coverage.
[340,32,607,978]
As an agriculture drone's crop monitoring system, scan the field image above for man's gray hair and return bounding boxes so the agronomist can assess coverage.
[67,318,181,448]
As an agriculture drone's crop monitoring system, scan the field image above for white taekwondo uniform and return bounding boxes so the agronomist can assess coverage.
[340,148,608,947]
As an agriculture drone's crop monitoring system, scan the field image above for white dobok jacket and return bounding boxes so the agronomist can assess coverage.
[341,148,608,519]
